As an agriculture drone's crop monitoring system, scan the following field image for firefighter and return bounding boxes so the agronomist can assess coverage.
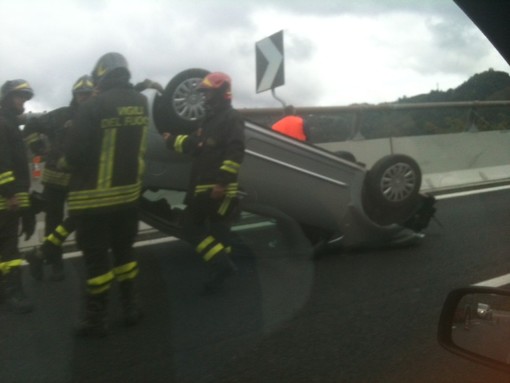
[24,75,95,282]
[62,52,149,337]
[0,79,36,313]
[271,104,311,142]
[162,72,245,293]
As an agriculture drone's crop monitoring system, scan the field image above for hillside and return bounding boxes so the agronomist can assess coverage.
[398,69,510,103]
[310,69,510,142]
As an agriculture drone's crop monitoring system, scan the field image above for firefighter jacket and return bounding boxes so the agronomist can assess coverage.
[271,115,309,142]
[63,81,149,215]
[166,103,245,204]
[23,105,75,189]
[0,108,30,210]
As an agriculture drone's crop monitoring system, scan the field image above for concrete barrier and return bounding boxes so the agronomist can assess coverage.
[317,130,510,192]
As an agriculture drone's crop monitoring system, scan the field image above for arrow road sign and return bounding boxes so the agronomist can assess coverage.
[256,30,284,93]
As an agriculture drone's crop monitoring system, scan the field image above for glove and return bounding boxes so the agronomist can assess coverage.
[134,79,151,92]
[148,81,164,94]
[20,210,36,241]
[210,184,227,200]
[29,191,46,214]
[6,195,20,211]
[134,79,164,94]
[56,156,70,171]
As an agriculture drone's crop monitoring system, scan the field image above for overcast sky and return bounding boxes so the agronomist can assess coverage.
[1,0,508,113]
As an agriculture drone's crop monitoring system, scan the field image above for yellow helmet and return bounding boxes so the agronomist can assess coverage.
[92,52,130,86]
[1,79,34,101]
[72,75,94,95]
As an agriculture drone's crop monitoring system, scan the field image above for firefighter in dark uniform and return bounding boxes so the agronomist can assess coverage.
[24,75,94,281]
[0,79,36,313]
[62,52,149,337]
[163,72,245,293]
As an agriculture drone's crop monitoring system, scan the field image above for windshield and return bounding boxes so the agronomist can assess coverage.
[1,1,510,382]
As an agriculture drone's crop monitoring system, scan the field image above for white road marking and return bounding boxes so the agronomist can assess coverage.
[59,235,180,260]
[435,184,510,200]
[473,273,510,288]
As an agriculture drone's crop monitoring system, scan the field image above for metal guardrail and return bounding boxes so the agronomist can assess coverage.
[240,100,510,141]
[240,100,510,116]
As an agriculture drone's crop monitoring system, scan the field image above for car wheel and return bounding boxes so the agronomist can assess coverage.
[363,154,422,225]
[153,68,210,134]
[366,154,421,208]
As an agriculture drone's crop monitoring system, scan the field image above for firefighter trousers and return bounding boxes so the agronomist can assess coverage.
[182,194,240,262]
[74,207,139,295]
[43,185,67,236]
[0,211,23,275]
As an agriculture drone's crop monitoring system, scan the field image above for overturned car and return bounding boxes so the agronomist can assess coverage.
[140,68,435,254]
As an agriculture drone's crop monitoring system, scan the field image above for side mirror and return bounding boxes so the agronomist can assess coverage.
[438,286,510,373]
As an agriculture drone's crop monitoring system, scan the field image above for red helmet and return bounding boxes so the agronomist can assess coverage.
[198,72,232,100]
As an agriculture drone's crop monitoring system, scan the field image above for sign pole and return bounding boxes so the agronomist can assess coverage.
[271,88,286,108]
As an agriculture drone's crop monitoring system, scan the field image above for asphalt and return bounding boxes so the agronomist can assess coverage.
[5,189,510,382]
[2,225,315,383]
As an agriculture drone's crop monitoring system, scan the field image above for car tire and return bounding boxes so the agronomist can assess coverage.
[363,154,422,225]
[153,68,210,134]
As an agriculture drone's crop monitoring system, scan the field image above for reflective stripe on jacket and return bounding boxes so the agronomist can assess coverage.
[0,109,31,209]
[64,83,148,214]
[166,105,245,204]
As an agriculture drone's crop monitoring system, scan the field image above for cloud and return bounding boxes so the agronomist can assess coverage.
[0,0,507,112]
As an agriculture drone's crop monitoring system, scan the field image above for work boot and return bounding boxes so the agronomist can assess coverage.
[4,267,34,314]
[43,243,65,282]
[119,280,143,326]
[75,293,108,338]
[25,247,44,281]
[202,253,237,294]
